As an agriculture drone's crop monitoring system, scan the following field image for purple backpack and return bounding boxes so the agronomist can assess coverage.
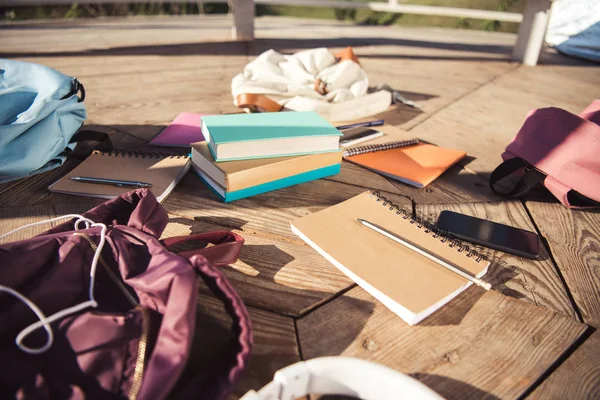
[490,100,600,208]
[0,189,252,399]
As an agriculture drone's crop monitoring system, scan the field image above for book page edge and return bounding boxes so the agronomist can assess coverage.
[290,222,419,326]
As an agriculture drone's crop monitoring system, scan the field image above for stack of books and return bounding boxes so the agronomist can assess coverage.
[190,111,343,202]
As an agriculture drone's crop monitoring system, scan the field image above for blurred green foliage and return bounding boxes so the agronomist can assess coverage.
[1,1,524,33]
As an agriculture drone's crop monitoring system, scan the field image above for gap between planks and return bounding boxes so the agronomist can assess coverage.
[518,325,596,400]
[166,183,412,247]
[522,200,585,324]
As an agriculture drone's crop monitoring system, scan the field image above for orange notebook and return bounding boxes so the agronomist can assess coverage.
[342,126,466,188]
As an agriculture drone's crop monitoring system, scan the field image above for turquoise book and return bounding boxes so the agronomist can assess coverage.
[201,111,342,162]
[192,163,341,203]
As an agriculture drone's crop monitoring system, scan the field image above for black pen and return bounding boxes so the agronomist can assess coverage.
[70,176,152,188]
[335,119,384,130]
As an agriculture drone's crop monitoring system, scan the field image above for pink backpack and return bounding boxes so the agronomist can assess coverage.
[490,100,600,208]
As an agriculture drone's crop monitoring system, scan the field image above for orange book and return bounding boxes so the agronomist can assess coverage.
[345,142,466,188]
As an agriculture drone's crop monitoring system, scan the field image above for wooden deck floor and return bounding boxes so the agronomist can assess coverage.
[2,15,600,399]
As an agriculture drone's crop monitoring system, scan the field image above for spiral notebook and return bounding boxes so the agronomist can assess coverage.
[291,190,490,325]
[49,150,190,203]
[342,126,466,188]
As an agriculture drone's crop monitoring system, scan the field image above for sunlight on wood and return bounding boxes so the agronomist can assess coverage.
[230,259,261,277]
[161,221,192,238]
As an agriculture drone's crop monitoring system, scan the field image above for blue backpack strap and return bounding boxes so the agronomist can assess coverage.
[69,130,110,145]
[65,129,114,162]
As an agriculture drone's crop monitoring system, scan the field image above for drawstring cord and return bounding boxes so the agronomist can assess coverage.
[0,214,106,354]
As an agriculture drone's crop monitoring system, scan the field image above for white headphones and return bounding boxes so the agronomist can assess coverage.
[241,357,445,400]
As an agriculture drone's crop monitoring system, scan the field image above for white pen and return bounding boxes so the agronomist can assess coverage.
[70,176,152,189]
[357,218,491,290]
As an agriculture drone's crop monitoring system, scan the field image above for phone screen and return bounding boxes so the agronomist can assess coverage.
[436,211,540,259]
[340,128,382,146]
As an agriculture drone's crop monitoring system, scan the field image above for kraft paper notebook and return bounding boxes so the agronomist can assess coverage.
[49,150,190,203]
[291,191,490,325]
[342,125,466,188]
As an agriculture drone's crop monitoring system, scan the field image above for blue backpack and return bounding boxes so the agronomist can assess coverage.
[0,59,87,183]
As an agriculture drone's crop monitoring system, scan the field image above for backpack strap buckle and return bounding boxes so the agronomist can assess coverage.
[61,77,86,102]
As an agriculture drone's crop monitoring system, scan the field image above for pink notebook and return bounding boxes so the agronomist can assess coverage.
[150,112,206,148]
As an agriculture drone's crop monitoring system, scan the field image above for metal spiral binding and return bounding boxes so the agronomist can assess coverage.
[343,138,419,157]
[92,150,187,159]
[369,190,488,263]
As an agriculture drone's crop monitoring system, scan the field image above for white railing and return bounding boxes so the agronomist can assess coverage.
[0,0,553,66]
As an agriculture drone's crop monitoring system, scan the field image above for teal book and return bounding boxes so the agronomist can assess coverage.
[202,111,342,162]
[192,163,341,202]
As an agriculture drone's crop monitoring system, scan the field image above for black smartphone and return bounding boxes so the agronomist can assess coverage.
[436,210,540,259]
[339,127,383,147]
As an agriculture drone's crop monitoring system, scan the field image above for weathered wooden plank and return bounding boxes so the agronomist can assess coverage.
[329,159,499,205]
[393,163,501,204]
[79,64,246,125]
[169,293,300,400]
[409,63,600,180]
[0,203,115,241]
[0,158,83,207]
[0,16,245,56]
[1,54,248,81]
[0,205,57,242]
[360,63,515,132]
[162,216,353,316]
[525,201,600,328]
[416,201,577,320]
[0,135,119,208]
[297,286,587,399]
[0,179,24,201]
[164,173,412,244]
[247,28,517,129]
[1,202,353,317]
[327,161,404,194]
[528,329,600,400]
[2,15,518,131]
[50,203,101,216]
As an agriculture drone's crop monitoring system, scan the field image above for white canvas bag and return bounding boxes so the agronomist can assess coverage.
[231,47,392,122]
